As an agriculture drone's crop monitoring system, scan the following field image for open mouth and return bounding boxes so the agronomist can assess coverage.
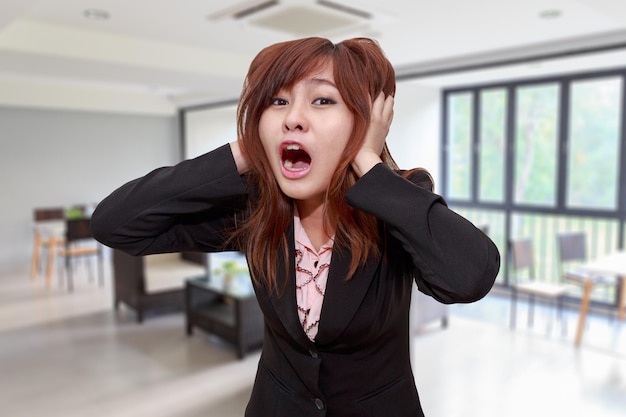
[282,144,311,172]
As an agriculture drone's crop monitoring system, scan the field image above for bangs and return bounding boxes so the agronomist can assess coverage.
[266,57,335,102]
[277,55,332,93]
[250,38,336,102]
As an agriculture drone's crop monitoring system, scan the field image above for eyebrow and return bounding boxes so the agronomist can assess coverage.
[308,77,338,89]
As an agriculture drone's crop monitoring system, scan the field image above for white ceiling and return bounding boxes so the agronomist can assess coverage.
[3,0,626,114]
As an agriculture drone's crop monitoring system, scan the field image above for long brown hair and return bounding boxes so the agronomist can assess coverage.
[233,37,397,294]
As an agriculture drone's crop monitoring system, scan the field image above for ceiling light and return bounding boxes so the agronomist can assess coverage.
[83,9,110,20]
[539,9,562,19]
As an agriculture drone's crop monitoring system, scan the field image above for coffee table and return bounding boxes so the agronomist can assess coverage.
[185,275,263,358]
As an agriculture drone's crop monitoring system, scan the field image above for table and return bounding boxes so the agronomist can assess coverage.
[31,220,65,286]
[185,275,263,358]
[575,251,626,346]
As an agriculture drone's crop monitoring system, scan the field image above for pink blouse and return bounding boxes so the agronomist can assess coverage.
[294,214,333,342]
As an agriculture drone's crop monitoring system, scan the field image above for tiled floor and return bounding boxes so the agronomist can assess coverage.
[0,265,625,417]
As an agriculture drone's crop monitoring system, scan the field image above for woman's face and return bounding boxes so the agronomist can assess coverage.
[258,62,354,207]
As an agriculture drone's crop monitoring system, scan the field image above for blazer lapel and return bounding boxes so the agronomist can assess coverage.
[267,222,311,347]
[315,243,380,345]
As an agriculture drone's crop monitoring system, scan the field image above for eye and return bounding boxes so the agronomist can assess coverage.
[313,97,336,105]
[270,97,288,106]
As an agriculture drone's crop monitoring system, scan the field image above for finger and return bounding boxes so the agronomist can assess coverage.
[371,91,385,114]
[381,95,394,128]
[382,95,394,116]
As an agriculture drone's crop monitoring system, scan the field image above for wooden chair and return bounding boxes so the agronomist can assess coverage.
[509,237,570,332]
[31,207,66,285]
[57,217,103,291]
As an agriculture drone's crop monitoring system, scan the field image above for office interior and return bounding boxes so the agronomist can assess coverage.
[1,1,626,416]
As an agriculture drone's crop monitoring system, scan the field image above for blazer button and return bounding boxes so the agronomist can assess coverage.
[314,398,325,410]
[309,349,319,359]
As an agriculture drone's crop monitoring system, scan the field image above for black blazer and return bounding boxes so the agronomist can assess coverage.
[91,144,500,417]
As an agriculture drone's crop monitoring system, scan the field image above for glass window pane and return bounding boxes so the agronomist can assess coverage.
[514,84,559,206]
[479,89,507,203]
[567,77,622,210]
[446,92,473,200]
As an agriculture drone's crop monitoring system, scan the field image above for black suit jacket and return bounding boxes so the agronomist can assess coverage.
[91,144,500,417]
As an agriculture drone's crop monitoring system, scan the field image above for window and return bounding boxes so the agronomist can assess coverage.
[514,83,559,207]
[567,77,622,210]
[442,70,626,306]
[446,92,473,200]
[479,89,507,203]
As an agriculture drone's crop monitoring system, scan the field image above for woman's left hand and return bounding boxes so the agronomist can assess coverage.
[351,92,394,177]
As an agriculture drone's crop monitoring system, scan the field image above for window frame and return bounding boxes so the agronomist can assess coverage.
[442,68,626,303]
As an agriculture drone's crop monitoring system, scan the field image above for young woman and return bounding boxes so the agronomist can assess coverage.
[91,37,500,417]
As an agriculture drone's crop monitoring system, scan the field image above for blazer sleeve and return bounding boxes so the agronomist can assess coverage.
[90,144,248,256]
[345,163,500,304]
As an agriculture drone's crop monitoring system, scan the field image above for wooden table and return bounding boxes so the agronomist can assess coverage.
[575,251,626,346]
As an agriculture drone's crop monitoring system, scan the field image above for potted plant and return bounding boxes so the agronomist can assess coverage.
[213,259,249,296]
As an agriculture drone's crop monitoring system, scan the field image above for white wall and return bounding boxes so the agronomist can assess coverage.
[0,107,178,272]
[184,104,238,159]
[389,81,442,187]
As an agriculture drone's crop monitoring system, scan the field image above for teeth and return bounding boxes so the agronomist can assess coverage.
[283,160,306,171]
[282,144,308,172]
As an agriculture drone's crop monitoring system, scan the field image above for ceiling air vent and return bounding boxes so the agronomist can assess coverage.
[209,0,377,37]
[207,1,280,21]
[232,0,280,19]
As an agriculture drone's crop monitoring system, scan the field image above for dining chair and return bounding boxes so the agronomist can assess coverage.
[556,232,618,286]
[57,217,103,291]
[556,232,618,319]
[508,237,570,332]
[31,207,66,284]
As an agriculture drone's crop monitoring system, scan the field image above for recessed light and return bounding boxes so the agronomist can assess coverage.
[539,9,562,19]
[83,9,110,20]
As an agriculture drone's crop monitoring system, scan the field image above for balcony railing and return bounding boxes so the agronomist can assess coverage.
[453,206,621,308]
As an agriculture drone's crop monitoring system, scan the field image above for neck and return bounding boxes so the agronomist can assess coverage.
[295,200,333,252]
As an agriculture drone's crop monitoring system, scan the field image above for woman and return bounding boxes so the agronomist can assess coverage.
[91,37,500,417]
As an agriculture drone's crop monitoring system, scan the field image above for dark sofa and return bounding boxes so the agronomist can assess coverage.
[112,250,208,323]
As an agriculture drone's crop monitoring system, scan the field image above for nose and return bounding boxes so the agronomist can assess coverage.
[283,100,308,132]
